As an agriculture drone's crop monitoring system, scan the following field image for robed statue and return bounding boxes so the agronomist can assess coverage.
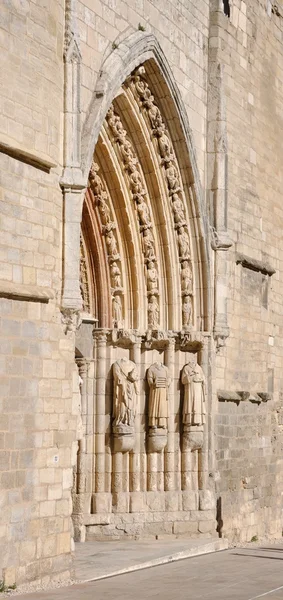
[113,358,138,428]
[181,362,206,426]
[147,362,171,428]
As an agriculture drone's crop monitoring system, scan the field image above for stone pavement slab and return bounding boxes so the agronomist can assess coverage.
[11,543,283,600]
[75,536,227,581]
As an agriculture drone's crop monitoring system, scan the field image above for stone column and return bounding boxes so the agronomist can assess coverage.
[94,330,108,494]
[129,338,142,492]
[164,337,175,491]
[61,185,86,311]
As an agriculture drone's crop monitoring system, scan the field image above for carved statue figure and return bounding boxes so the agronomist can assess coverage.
[112,294,123,327]
[113,358,138,427]
[165,163,180,194]
[97,195,111,225]
[142,228,155,261]
[148,295,159,329]
[147,362,171,428]
[120,139,135,165]
[178,227,191,259]
[105,230,119,259]
[137,198,151,228]
[172,193,185,224]
[181,362,206,426]
[147,261,158,293]
[129,165,144,196]
[89,162,103,194]
[110,261,122,289]
[182,295,192,328]
[107,105,126,142]
[158,130,174,162]
[181,261,193,295]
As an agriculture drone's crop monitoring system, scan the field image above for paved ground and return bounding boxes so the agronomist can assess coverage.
[75,537,227,580]
[13,543,283,599]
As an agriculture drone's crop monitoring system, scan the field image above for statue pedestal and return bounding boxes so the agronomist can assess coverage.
[183,425,204,451]
[148,427,168,453]
[113,423,135,453]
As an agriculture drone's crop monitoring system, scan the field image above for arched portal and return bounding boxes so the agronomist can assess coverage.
[72,57,215,542]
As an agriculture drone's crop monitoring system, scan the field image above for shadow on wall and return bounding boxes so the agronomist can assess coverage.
[223,0,230,17]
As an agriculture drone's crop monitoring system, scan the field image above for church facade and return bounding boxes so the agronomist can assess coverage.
[1,0,283,587]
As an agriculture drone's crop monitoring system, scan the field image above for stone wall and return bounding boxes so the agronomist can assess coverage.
[213,0,283,540]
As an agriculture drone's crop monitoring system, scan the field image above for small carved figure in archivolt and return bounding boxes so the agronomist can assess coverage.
[107,105,126,143]
[89,162,103,196]
[110,261,122,289]
[128,164,145,196]
[112,294,123,328]
[105,230,119,260]
[182,362,206,426]
[113,358,139,427]
[148,295,159,329]
[136,197,151,228]
[181,261,193,296]
[142,228,156,261]
[97,195,111,226]
[147,261,159,294]
[147,362,171,428]
[178,227,191,260]
[182,295,192,328]
[158,130,174,164]
[172,193,185,226]
[165,163,180,195]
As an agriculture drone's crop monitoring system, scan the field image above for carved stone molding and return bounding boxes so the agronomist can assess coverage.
[106,104,160,330]
[236,253,276,276]
[130,68,194,330]
[80,236,91,313]
[217,390,272,405]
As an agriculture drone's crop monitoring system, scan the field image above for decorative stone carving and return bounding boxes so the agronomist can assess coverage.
[182,295,192,329]
[80,236,91,313]
[89,161,124,322]
[106,104,160,329]
[131,71,194,325]
[147,295,159,329]
[147,261,159,295]
[178,227,191,261]
[113,358,138,452]
[142,228,156,262]
[172,193,186,227]
[110,261,122,291]
[181,261,193,296]
[112,294,123,328]
[136,196,152,229]
[182,361,206,450]
[61,308,82,334]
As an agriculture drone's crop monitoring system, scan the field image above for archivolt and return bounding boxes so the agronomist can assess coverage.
[80,31,210,333]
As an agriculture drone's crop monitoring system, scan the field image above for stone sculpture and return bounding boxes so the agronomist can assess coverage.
[113,358,139,428]
[147,362,171,428]
[181,261,193,296]
[148,295,159,329]
[182,295,192,328]
[147,261,159,294]
[178,227,191,260]
[142,228,156,261]
[112,294,123,327]
[110,261,122,289]
[182,362,206,426]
